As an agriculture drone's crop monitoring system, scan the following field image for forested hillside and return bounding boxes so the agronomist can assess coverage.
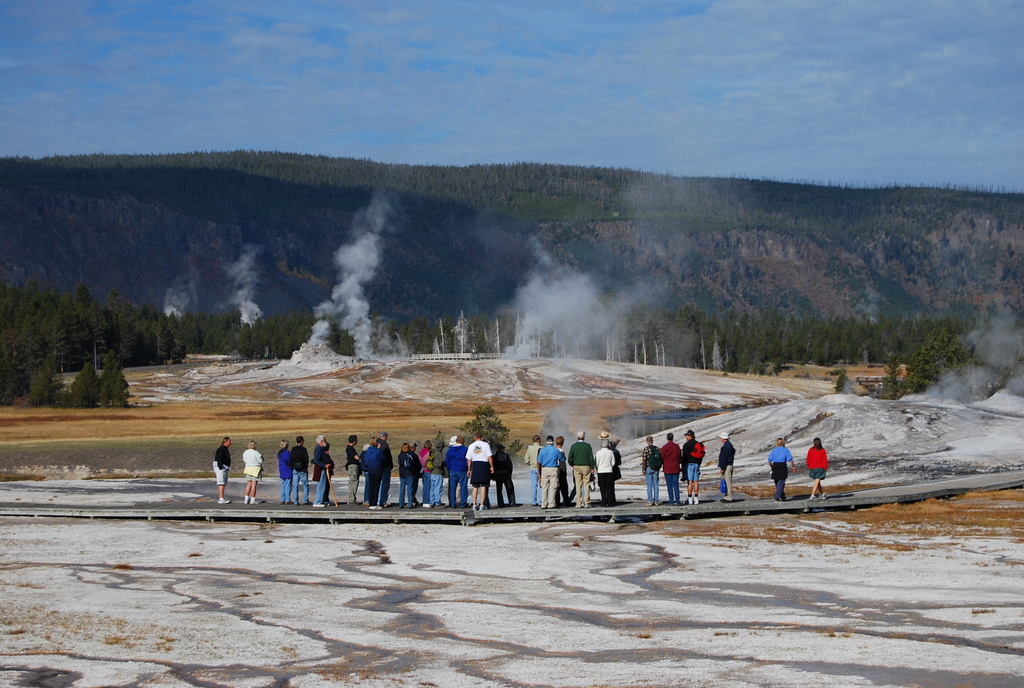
[2,152,1022,319]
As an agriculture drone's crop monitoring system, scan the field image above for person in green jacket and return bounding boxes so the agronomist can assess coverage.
[566,431,595,508]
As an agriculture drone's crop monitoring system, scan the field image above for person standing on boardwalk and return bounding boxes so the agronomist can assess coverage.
[420,439,445,507]
[277,439,292,505]
[807,437,829,500]
[661,432,683,506]
[681,430,705,505]
[242,439,264,505]
[312,435,334,507]
[398,442,421,508]
[555,436,571,507]
[641,435,661,506]
[491,443,517,507]
[360,437,386,509]
[567,431,595,508]
[446,436,470,508]
[717,432,735,502]
[524,435,542,506]
[345,435,361,505]
[377,431,394,508]
[595,435,617,507]
[214,437,232,504]
[466,431,493,512]
[537,436,561,509]
[290,436,310,505]
[768,437,795,501]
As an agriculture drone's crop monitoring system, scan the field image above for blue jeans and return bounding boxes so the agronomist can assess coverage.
[365,472,383,506]
[645,468,660,504]
[530,468,541,505]
[292,471,309,503]
[449,471,468,507]
[378,472,391,506]
[429,473,444,505]
[399,475,415,507]
[314,472,331,505]
[280,476,293,503]
[665,472,680,505]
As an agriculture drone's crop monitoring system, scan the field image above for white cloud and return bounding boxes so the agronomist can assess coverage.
[0,0,1020,188]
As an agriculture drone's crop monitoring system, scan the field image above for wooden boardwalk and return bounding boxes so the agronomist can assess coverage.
[1,470,1021,526]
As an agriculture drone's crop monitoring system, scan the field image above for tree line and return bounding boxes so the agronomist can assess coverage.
[1,281,990,408]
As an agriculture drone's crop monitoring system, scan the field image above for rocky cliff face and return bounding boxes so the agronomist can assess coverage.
[2,176,1022,319]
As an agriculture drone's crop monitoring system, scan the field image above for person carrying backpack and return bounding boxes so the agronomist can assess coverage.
[681,429,706,504]
[641,435,662,506]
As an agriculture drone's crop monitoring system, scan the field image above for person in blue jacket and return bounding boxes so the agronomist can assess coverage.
[445,436,469,508]
[360,437,386,509]
[768,437,795,502]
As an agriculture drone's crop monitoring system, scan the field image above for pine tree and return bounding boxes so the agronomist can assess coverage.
[67,361,100,407]
[29,357,63,406]
[98,350,130,407]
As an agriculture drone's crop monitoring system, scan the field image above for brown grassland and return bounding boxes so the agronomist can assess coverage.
[0,397,628,477]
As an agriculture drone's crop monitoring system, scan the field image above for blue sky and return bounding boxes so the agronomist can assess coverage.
[1,0,1021,189]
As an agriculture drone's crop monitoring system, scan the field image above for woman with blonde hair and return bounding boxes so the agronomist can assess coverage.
[242,439,264,505]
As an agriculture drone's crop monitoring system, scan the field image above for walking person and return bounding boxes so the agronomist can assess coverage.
[290,436,310,504]
[595,434,617,507]
[661,432,682,505]
[718,432,735,502]
[213,437,232,504]
[312,435,334,507]
[491,443,517,507]
[345,435,361,505]
[807,437,829,499]
[277,439,292,505]
[467,431,493,511]
[524,435,542,506]
[397,442,421,508]
[768,437,795,502]
[242,439,264,505]
[641,435,662,506]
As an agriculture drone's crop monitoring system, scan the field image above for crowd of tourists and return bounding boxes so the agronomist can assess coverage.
[212,428,830,507]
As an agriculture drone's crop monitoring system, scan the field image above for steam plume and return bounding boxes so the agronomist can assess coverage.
[504,246,624,360]
[309,194,392,357]
[226,245,263,325]
[929,319,1024,402]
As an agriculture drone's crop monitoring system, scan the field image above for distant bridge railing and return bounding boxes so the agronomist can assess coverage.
[410,353,501,361]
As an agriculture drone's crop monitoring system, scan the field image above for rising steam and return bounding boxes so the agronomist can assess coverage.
[309,194,392,358]
[504,246,625,360]
[226,245,264,325]
[928,319,1024,402]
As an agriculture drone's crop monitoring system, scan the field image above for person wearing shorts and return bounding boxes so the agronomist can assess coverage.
[214,437,231,504]
[466,431,493,512]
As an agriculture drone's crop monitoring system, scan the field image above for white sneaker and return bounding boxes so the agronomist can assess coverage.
[692,496,699,505]
[218,498,230,504]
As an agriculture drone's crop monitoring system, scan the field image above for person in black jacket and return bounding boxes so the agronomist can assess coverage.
[491,443,517,507]
[214,437,232,504]
[290,436,310,505]
[717,432,735,502]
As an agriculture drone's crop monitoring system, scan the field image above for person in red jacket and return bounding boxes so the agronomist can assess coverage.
[660,433,683,506]
[807,437,829,500]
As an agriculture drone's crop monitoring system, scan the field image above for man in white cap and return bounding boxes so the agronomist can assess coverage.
[718,432,735,502]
